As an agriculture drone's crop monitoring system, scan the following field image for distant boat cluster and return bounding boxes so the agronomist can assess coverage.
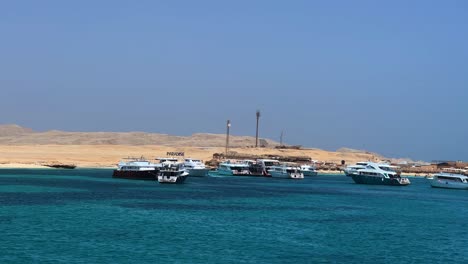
[343,161,468,189]
[215,159,316,178]
[112,157,206,184]
[112,156,318,183]
[111,155,468,189]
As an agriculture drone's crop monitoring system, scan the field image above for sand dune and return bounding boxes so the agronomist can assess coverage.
[0,124,389,168]
[0,125,278,147]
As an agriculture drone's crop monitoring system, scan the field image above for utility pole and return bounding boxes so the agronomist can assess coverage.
[225,120,231,157]
[255,110,260,147]
[280,131,284,146]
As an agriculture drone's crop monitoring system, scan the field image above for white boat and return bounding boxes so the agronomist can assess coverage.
[256,159,280,176]
[350,162,410,186]
[429,173,468,189]
[157,163,189,184]
[217,161,251,176]
[236,159,274,177]
[269,163,304,179]
[183,158,210,177]
[300,164,318,176]
[113,157,161,180]
[343,162,369,177]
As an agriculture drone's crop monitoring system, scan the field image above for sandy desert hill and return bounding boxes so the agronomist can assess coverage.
[0,124,392,168]
[0,124,34,137]
[0,124,278,147]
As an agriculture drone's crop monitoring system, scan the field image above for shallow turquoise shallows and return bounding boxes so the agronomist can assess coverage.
[1,169,467,263]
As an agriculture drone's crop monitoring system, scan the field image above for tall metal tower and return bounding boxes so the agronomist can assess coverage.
[225,120,231,156]
[255,110,260,147]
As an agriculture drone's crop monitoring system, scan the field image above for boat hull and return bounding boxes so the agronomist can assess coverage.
[249,173,271,177]
[187,168,210,177]
[158,175,187,184]
[216,168,253,176]
[216,169,234,176]
[112,170,158,180]
[429,179,468,189]
[270,171,304,179]
[344,171,357,177]
[302,170,318,177]
[215,169,270,177]
[351,175,410,186]
[247,165,271,177]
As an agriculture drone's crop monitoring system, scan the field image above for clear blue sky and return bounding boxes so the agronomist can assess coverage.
[1,0,467,161]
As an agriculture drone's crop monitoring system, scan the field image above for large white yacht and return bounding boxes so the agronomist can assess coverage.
[350,162,410,186]
[429,173,468,189]
[217,161,251,176]
[183,158,210,177]
[113,157,161,180]
[269,163,304,179]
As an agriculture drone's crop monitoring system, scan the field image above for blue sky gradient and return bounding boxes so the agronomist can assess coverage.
[1,0,467,161]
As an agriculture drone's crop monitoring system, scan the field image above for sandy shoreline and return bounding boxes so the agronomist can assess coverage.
[0,144,382,168]
[0,163,50,169]
[0,164,115,169]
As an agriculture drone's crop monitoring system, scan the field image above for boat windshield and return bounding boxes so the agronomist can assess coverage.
[438,176,463,182]
[264,161,280,166]
[379,166,395,172]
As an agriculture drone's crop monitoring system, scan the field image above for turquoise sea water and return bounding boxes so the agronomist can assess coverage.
[1,169,467,263]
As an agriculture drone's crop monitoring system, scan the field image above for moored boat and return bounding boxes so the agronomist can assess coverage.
[300,164,318,176]
[429,173,468,189]
[238,160,272,177]
[217,161,251,176]
[350,162,410,186]
[183,158,210,177]
[112,157,161,180]
[269,163,304,179]
[256,159,280,176]
[157,164,188,184]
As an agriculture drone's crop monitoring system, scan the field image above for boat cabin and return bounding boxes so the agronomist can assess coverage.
[434,173,468,183]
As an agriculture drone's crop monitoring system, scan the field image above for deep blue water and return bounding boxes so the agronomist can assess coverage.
[0,169,467,263]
